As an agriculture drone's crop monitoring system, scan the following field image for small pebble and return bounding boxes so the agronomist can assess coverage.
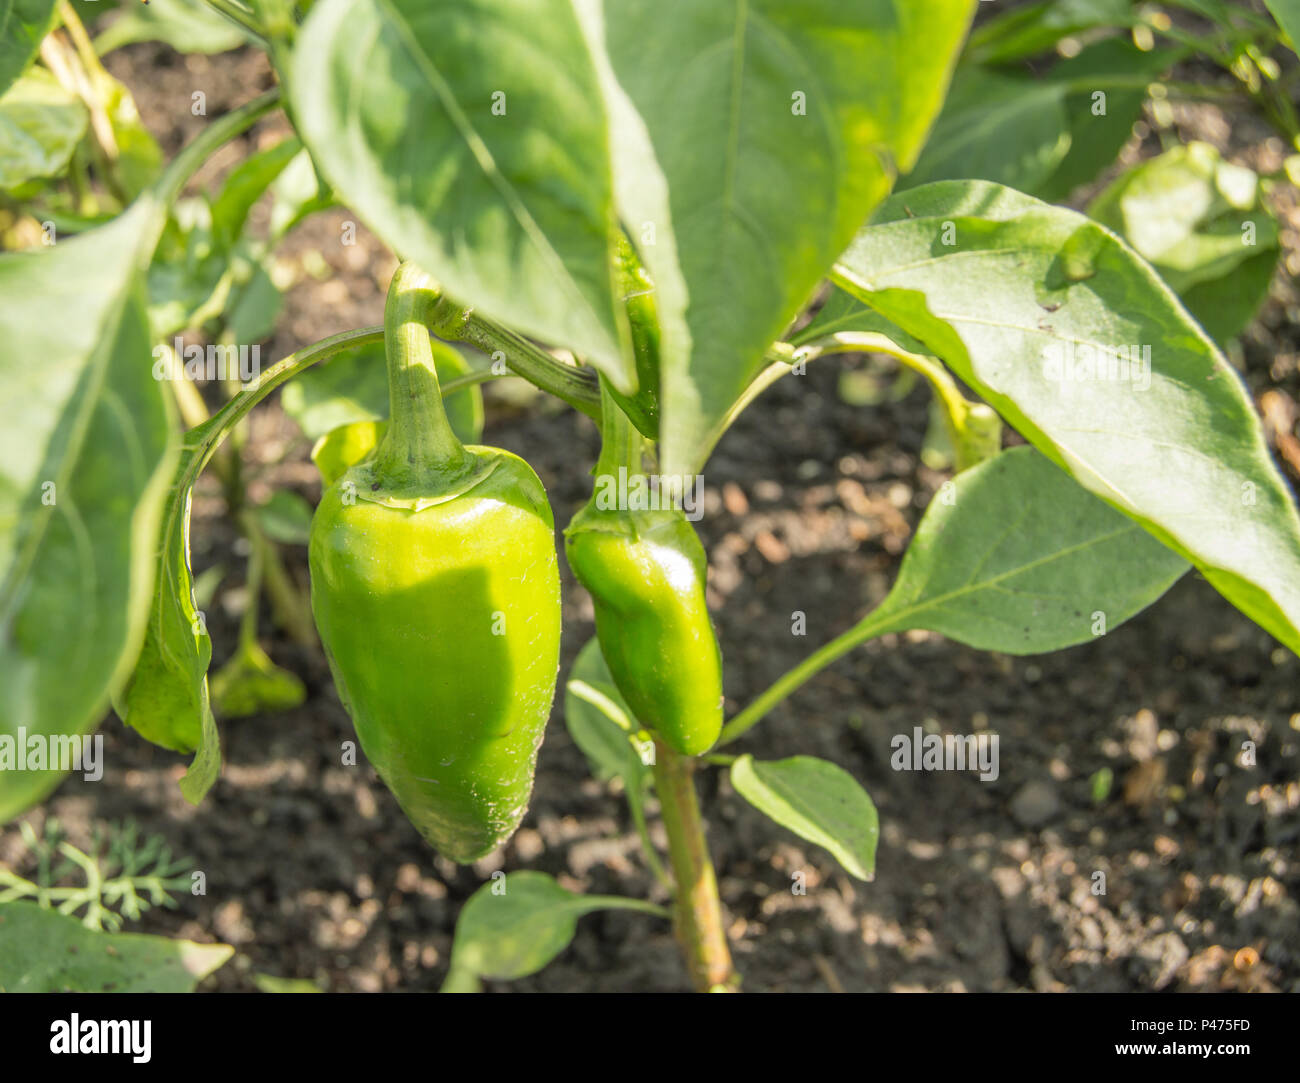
[1011,781,1062,828]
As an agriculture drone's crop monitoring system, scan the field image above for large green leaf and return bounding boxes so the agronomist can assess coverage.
[730,755,878,881]
[0,65,88,189]
[0,902,232,992]
[0,200,177,820]
[861,446,1188,652]
[0,0,56,98]
[1087,142,1279,342]
[584,0,975,478]
[291,0,632,387]
[831,180,1300,654]
[445,871,664,986]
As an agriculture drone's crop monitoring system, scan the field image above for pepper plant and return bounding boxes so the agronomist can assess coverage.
[2,0,1299,993]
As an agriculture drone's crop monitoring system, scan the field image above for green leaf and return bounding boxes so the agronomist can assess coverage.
[865,447,1188,652]
[585,0,975,477]
[0,901,232,992]
[730,755,879,881]
[0,0,56,98]
[0,66,88,189]
[177,690,221,805]
[291,0,632,386]
[564,636,652,787]
[225,257,284,344]
[900,66,1070,195]
[1265,1,1300,53]
[211,136,301,252]
[92,0,252,56]
[282,336,482,446]
[447,871,664,984]
[0,200,177,820]
[967,0,1136,65]
[831,182,1300,653]
[1087,142,1279,342]
[6,93,281,810]
[1178,248,1278,346]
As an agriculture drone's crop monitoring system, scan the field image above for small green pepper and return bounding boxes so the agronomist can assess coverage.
[564,385,723,756]
[565,505,723,756]
[309,263,561,862]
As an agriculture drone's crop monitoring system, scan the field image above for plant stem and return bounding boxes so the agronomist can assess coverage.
[171,354,316,644]
[376,264,470,477]
[38,30,127,203]
[799,331,970,419]
[257,525,318,647]
[688,344,802,472]
[55,0,100,77]
[651,741,737,992]
[795,329,1002,469]
[182,327,383,486]
[719,606,900,747]
[628,790,674,892]
[237,511,264,650]
[236,508,317,648]
[174,328,505,577]
[595,376,643,479]
[428,296,601,420]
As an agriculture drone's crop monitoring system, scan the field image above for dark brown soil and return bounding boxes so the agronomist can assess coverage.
[3,30,1298,993]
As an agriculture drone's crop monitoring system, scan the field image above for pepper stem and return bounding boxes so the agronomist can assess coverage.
[652,741,738,991]
[375,262,469,479]
[595,376,643,480]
